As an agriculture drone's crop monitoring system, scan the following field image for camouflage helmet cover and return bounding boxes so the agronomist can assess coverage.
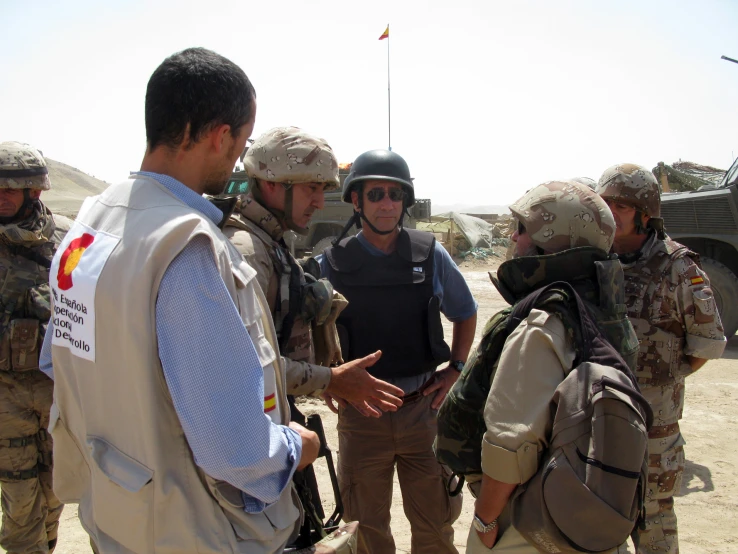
[570,176,597,190]
[243,127,339,191]
[0,141,50,190]
[510,180,616,253]
[595,163,661,218]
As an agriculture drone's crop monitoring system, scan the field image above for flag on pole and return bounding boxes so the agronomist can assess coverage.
[378,25,389,40]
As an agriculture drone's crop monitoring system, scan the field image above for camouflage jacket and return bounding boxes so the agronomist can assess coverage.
[621,232,726,385]
[0,204,71,372]
[224,193,331,396]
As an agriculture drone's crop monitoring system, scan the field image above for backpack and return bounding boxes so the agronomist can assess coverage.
[435,282,653,553]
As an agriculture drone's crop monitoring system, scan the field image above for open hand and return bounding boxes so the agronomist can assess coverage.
[325,351,404,417]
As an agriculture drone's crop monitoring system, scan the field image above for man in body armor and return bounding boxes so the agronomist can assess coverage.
[462,181,638,552]
[596,164,726,554]
[0,141,70,553]
[319,150,478,553]
[224,127,404,417]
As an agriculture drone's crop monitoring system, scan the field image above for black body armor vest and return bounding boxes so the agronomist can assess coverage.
[325,229,451,379]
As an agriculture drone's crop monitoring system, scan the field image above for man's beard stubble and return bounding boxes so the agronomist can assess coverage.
[202,142,240,196]
[202,168,231,196]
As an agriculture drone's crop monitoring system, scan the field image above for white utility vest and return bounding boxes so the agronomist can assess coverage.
[48,176,300,553]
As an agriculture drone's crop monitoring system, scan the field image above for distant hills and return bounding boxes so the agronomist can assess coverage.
[432,203,510,216]
[44,159,109,217]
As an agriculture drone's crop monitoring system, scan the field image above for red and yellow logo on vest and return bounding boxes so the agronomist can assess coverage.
[50,221,120,362]
[57,233,95,290]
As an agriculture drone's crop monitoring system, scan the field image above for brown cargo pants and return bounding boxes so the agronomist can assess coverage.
[637,377,686,554]
[337,393,462,554]
[0,370,63,553]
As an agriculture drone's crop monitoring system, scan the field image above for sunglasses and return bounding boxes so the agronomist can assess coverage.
[366,187,407,203]
[518,220,526,235]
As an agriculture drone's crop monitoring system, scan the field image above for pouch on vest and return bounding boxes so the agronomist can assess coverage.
[509,283,653,554]
[300,277,334,326]
[10,318,39,370]
[594,259,640,373]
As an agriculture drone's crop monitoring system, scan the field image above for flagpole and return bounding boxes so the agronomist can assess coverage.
[387,23,391,151]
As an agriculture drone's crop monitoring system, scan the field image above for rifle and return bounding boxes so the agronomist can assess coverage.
[286,396,344,550]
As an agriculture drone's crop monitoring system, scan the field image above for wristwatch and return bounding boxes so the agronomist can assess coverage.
[472,514,498,534]
[450,359,465,372]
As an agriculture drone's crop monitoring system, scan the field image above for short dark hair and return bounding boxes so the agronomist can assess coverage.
[145,47,256,151]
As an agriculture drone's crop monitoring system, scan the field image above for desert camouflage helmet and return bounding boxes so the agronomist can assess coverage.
[510,180,616,254]
[0,141,50,190]
[570,176,597,190]
[596,163,661,218]
[243,127,339,190]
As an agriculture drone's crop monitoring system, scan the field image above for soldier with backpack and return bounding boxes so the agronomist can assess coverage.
[596,164,727,554]
[436,180,650,553]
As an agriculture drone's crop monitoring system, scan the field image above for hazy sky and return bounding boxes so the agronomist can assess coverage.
[3,0,737,206]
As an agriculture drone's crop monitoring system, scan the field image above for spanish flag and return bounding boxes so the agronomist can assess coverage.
[379,25,389,40]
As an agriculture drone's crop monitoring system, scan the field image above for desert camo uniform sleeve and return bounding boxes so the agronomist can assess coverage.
[673,257,727,360]
[480,309,575,485]
[228,227,332,396]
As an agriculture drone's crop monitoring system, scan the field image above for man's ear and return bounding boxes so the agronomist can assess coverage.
[209,124,232,153]
[351,189,360,210]
[260,180,278,194]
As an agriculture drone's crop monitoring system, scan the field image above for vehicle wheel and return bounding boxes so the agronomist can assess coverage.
[312,236,339,256]
[701,257,738,337]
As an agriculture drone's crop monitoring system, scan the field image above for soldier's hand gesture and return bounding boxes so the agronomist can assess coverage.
[323,351,404,417]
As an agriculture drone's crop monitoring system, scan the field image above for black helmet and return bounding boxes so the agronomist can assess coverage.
[342,149,415,206]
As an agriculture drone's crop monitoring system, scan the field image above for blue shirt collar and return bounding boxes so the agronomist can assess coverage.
[132,171,223,225]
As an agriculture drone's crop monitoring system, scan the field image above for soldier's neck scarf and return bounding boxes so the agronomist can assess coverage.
[491,246,610,305]
[238,191,285,242]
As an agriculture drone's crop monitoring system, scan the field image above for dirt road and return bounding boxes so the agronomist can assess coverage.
[5,268,737,554]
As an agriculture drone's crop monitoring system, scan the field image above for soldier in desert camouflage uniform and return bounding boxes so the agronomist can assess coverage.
[0,142,70,553]
[223,127,404,416]
[458,180,638,553]
[596,163,727,554]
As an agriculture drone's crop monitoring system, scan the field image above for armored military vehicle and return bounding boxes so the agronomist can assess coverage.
[660,156,738,336]
[224,164,432,257]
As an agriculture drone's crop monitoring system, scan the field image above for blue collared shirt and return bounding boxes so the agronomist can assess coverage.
[40,171,301,512]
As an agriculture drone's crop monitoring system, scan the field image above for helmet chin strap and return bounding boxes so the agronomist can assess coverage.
[281,184,309,236]
[252,179,309,236]
[331,186,409,247]
[356,195,404,235]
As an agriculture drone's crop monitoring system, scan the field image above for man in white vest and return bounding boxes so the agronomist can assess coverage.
[38,47,331,553]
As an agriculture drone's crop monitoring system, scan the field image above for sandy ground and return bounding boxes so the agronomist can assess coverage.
[5,261,737,554]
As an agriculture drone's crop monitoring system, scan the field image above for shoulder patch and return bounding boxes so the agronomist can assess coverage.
[50,221,120,361]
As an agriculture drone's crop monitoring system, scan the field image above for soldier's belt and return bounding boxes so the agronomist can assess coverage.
[0,467,38,480]
[0,429,46,448]
[400,390,424,406]
[0,436,35,448]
